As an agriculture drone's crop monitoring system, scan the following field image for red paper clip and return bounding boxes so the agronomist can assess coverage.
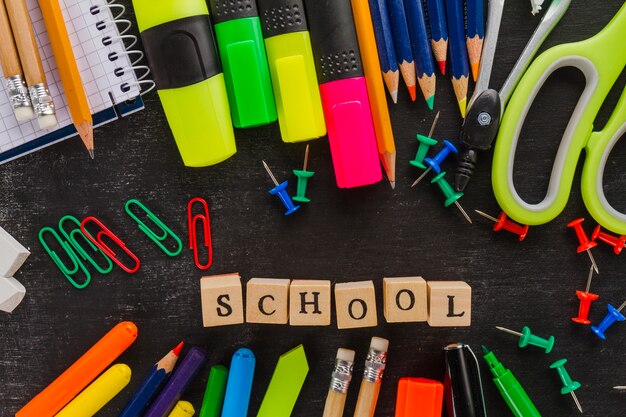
[187,197,213,270]
[80,216,141,273]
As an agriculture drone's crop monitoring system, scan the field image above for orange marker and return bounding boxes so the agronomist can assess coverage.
[38,0,94,158]
[16,321,138,417]
[395,377,443,417]
[350,0,397,189]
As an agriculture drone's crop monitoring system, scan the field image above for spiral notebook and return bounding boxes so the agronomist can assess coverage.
[0,0,146,164]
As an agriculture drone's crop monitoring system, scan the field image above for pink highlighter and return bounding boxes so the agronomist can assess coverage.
[303,0,382,188]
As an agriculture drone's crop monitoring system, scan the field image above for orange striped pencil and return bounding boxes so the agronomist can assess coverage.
[39,0,94,158]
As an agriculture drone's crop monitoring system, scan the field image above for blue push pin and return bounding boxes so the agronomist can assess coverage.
[262,161,300,216]
[591,300,626,340]
[411,140,459,187]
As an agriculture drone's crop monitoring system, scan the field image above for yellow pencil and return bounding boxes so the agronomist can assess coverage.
[39,0,94,158]
[56,364,132,417]
[168,401,195,417]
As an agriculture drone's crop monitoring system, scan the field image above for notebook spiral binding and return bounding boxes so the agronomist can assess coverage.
[91,0,156,95]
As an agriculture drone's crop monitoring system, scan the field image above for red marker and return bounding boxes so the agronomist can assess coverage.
[303,0,382,188]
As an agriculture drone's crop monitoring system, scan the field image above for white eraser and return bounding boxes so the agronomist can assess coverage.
[14,106,35,121]
[370,337,389,352]
[0,277,26,313]
[37,114,58,130]
[337,348,355,363]
[0,226,31,277]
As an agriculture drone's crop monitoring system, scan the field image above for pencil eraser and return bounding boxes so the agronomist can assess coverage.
[14,106,35,121]
[337,348,355,363]
[37,114,58,130]
[0,277,26,313]
[395,377,443,417]
[370,337,389,352]
[0,226,30,277]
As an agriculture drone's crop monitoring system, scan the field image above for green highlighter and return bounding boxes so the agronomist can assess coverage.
[483,346,542,417]
[132,0,236,167]
[256,345,309,417]
[199,365,228,417]
[209,0,277,128]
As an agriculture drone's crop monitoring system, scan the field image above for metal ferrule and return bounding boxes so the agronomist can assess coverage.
[363,349,387,383]
[6,75,32,112]
[329,359,354,394]
[28,83,55,117]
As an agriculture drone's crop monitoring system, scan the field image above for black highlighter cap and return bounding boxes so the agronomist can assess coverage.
[303,0,364,84]
[140,16,221,90]
[257,0,308,38]
[209,0,259,24]
[443,344,487,417]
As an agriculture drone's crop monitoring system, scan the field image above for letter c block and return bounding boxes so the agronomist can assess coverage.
[246,278,290,324]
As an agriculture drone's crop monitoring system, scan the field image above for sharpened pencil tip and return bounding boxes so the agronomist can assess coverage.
[425,96,434,111]
[390,89,398,104]
[437,61,446,75]
[172,341,184,356]
[458,97,467,118]
[471,62,480,82]
[407,85,417,102]
[88,149,94,159]
[390,181,395,190]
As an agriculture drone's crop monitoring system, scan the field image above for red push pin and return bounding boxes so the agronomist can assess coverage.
[572,266,599,325]
[591,225,626,255]
[567,218,599,274]
[475,210,529,241]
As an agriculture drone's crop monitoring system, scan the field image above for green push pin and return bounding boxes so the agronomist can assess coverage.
[410,111,440,169]
[292,144,314,203]
[431,172,472,224]
[496,326,556,353]
[550,358,583,413]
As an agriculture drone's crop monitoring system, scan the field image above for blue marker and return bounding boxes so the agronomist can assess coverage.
[221,348,256,417]
[263,161,300,216]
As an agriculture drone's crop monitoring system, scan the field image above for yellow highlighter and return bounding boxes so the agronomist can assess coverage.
[168,401,195,417]
[257,0,326,143]
[55,364,131,417]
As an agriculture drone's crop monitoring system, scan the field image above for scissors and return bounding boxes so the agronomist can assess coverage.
[492,2,626,235]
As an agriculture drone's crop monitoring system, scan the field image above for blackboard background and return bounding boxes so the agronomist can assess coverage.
[1,1,625,416]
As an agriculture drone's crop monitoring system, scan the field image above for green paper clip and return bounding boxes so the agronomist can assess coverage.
[125,199,183,256]
[39,227,91,289]
[59,215,113,274]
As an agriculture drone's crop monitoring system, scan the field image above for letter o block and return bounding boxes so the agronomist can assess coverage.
[383,277,427,323]
[427,281,471,327]
[200,274,244,327]
[289,280,331,326]
[246,278,290,324]
[334,281,378,329]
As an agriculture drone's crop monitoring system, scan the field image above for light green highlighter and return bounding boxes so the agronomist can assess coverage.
[256,345,309,417]
[493,2,626,234]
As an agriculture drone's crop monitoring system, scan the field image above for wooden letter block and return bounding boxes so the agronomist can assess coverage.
[200,273,244,327]
[289,280,331,326]
[383,277,427,323]
[334,281,378,329]
[246,278,290,324]
[427,281,471,327]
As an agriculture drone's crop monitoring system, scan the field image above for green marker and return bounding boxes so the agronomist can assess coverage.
[199,365,228,417]
[293,145,314,203]
[209,0,277,128]
[482,345,542,417]
[256,345,309,417]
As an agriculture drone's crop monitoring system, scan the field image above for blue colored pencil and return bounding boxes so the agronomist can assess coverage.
[369,0,400,103]
[403,0,436,110]
[387,0,417,101]
[444,0,469,117]
[423,0,448,74]
[118,342,184,417]
[466,0,484,81]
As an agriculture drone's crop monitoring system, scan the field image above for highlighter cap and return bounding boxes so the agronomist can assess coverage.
[395,378,444,417]
[257,0,308,37]
[209,0,259,24]
[222,348,256,417]
[303,0,364,83]
[443,343,487,417]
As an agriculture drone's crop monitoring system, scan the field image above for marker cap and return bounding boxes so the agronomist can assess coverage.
[395,378,444,417]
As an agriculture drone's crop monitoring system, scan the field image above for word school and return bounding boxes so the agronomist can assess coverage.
[200,274,471,328]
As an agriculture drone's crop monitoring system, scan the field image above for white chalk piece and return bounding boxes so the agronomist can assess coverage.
[0,277,26,313]
[0,226,30,277]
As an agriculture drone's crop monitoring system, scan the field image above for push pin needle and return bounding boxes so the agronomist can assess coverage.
[614,386,626,390]
[303,144,310,172]
[411,112,440,188]
[263,160,279,186]
[454,201,473,224]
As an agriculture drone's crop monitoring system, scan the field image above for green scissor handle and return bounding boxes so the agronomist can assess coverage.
[125,199,183,257]
[39,227,91,289]
[493,3,626,231]
[59,215,114,274]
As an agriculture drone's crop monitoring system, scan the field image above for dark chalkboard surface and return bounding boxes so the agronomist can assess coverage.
[1,1,625,416]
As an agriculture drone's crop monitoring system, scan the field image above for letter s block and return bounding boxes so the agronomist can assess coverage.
[334,281,378,329]
[200,273,244,327]
[427,281,471,327]
[246,278,290,324]
[383,277,427,323]
[289,279,331,326]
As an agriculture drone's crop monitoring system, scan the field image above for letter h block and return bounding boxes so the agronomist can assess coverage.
[289,280,331,326]
[201,273,245,327]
